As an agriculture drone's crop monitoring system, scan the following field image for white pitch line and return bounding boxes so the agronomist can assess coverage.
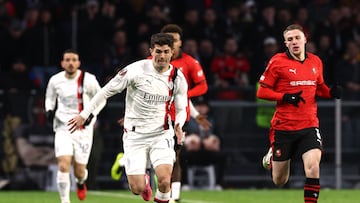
[89,191,222,203]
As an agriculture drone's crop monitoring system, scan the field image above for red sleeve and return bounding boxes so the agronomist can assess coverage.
[316,83,331,98]
[188,80,208,98]
[188,60,208,97]
[314,54,331,98]
[257,83,284,101]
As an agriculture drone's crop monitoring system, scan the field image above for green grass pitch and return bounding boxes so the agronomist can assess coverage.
[1,189,359,203]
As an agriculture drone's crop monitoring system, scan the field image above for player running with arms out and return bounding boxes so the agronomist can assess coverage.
[110,25,211,197]
[68,33,189,203]
[160,24,209,203]
[257,24,342,203]
[45,49,106,203]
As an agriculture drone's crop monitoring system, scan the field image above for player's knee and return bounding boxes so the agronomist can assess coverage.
[273,176,289,187]
[305,164,320,177]
[129,182,144,195]
[157,177,171,191]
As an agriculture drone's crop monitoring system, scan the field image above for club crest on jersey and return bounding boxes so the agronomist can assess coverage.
[312,67,316,74]
[275,149,282,158]
[118,68,127,76]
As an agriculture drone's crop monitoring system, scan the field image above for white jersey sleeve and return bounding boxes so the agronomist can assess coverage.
[173,70,188,128]
[189,100,199,118]
[80,66,131,119]
[45,76,57,112]
[45,70,104,131]
[83,72,106,117]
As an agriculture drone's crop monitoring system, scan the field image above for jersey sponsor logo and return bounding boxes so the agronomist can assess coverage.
[143,91,171,105]
[289,68,297,74]
[289,80,316,86]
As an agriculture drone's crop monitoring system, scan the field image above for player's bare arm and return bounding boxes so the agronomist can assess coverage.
[174,123,185,145]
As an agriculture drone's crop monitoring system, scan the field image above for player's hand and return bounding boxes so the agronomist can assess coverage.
[282,90,305,107]
[174,123,185,146]
[68,115,85,133]
[330,85,342,99]
[195,114,212,131]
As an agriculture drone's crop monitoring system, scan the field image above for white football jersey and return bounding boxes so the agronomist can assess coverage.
[45,70,104,131]
[80,59,188,134]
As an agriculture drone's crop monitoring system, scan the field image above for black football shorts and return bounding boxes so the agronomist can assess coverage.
[272,127,323,161]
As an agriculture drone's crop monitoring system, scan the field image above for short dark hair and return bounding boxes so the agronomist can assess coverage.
[150,33,174,49]
[63,49,80,59]
[160,24,183,38]
[283,24,304,35]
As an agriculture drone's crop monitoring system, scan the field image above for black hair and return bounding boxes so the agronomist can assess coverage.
[150,33,174,49]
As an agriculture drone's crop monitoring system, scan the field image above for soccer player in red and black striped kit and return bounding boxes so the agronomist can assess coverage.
[257,24,342,203]
[161,24,208,203]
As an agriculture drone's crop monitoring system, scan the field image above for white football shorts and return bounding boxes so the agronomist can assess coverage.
[54,127,94,164]
[123,129,175,175]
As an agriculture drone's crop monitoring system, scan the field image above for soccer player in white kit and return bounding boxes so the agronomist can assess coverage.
[45,49,105,203]
[68,33,188,203]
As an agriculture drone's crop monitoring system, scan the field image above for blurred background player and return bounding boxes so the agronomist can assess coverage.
[160,23,208,203]
[45,49,105,203]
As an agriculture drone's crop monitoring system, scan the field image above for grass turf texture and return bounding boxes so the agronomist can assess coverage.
[1,189,359,203]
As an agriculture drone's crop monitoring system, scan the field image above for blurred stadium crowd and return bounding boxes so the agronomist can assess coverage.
[1,0,360,190]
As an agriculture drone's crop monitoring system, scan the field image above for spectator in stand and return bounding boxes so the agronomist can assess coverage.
[198,38,216,85]
[0,18,27,72]
[181,8,202,41]
[255,4,280,47]
[316,34,337,85]
[294,7,312,40]
[25,6,64,88]
[182,38,200,61]
[22,4,40,29]
[250,36,279,86]
[144,4,171,38]
[199,7,223,50]
[132,40,151,61]
[103,28,133,83]
[180,97,226,190]
[76,0,109,80]
[210,36,251,100]
[222,2,244,47]
[313,7,347,56]
[0,58,40,124]
[334,40,360,148]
